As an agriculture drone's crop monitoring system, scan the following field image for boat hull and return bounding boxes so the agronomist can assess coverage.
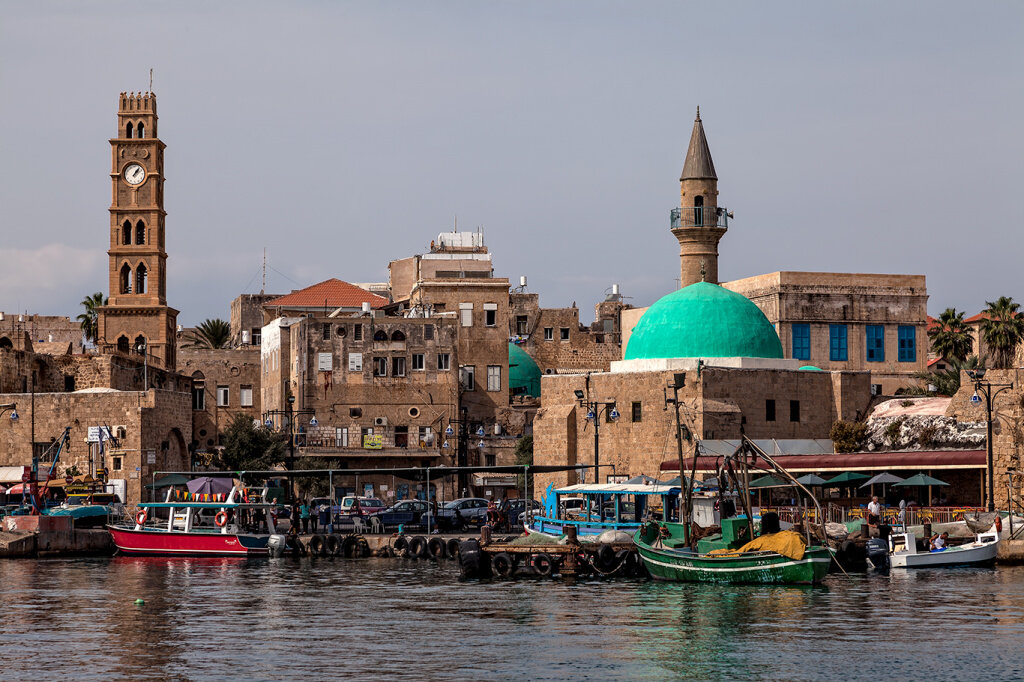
[107,525,271,557]
[891,540,999,568]
[528,516,640,538]
[636,542,832,584]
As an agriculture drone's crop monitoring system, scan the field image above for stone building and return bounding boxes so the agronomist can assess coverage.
[179,347,261,459]
[0,313,83,354]
[96,92,178,371]
[229,293,281,348]
[533,281,871,492]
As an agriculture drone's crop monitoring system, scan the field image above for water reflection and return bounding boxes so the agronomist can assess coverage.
[3,559,1024,680]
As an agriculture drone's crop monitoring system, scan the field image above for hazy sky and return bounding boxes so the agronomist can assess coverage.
[2,2,1022,327]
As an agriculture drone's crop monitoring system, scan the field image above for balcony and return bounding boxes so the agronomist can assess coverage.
[670,206,729,230]
[293,433,443,459]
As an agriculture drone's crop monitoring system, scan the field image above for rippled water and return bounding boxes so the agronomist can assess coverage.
[2,556,1023,681]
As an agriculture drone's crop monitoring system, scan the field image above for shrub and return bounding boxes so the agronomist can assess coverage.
[917,425,938,448]
[885,418,905,448]
[830,420,867,453]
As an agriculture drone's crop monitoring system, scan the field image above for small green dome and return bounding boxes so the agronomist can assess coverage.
[624,282,784,360]
[508,344,541,398]
[799,365,823,371]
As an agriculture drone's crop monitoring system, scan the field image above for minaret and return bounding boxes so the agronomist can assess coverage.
[671,107,728,288]
[96,91,179,370]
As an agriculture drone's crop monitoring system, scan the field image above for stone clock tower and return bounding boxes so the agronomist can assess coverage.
[671,108,729,288]
[96,91,178,370]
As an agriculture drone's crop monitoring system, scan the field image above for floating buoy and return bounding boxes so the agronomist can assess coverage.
[134,599,145,605]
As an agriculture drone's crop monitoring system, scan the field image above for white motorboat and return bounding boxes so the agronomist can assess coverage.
[874,525,1000,569]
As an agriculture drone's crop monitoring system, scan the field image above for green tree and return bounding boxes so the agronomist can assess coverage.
[76,292,108,344]
[928,307,973,363]
[830,420,867,453]
[217,414,287,472]
[514,435,533,487]
[981,297,1024,369]
[293,457,334,499]
[914,354,985,397]
[185,318,232,349]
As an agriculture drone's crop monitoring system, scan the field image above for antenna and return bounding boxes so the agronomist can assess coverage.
[261,248,266,294]
[149,68,153,92]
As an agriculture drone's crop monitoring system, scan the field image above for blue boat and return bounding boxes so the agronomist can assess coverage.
[527,482,683,538]
[46,492,121,528]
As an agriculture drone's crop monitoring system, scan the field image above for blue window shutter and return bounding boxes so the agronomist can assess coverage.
[829,324,848,362]
[792,323,810,361]
[898,325,916,362]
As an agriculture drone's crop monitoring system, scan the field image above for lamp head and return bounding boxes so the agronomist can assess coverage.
[477,439,485,450]
[287,395,295,405]
[974,368,987,380]
[264,418,273,428]
[609,407,620,421]
[309,416,318,427]
[574,390,585,400]
[586,409,596,422]
[476,426,485,437]
[10,409,18,422]
[442,440,450,449]
[445,425,454,436]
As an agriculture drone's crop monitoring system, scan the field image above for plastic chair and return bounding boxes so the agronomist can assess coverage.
[369,516,383,534]
[352,517,367,534]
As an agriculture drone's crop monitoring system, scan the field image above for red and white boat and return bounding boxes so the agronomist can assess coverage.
[107,485,286,557]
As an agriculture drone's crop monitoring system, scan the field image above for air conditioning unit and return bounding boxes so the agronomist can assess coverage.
[374,417,388,427]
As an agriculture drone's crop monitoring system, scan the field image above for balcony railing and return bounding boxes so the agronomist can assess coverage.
[292,431,441,456]
[670,206,729,230]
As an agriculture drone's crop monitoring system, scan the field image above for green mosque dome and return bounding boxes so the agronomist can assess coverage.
[509,343,541,398]
[624,282,784,361]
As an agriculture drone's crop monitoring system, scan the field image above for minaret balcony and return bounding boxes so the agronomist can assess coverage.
[670,206,730,229]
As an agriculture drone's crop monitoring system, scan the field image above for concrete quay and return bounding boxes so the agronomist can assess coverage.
[0,515,113,558]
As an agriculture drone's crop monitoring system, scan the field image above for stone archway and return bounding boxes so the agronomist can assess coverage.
[164,428,188,472]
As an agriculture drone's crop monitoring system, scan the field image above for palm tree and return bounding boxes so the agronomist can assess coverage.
[981,297,1024,369]
[915,355,985,396]
[76,292,107,345]
[185,318,232,349]
[927,307,973,363]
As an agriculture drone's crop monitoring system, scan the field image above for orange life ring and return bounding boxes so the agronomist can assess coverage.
[215,511,229,527]
[135,510,147,526]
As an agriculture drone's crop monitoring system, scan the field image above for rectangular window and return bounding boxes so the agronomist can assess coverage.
[424,324,434,340]
[240,385,253,407]
[487,365,501,392]
[790,400,800,422]
[112,456,123,471]
[412,353,424,370]
[461,365,475,391]
[516,316,528,335]
[560,327,570,341]
[898,325,916,362]
[766,399,776,422]
[322,322,331,339]
[336,427,348,448]
[348,352,363,371]
[353,324,363,341]
[460,303,473,327]
[484,303,498,327]
[392,356,407,377]
[485,454,496,467]
[192,384,205,411]
[544,327,553,341]
[866,325,885,362]
[216,386,229,407]
[373,357,387,377]
[829,324,848,361]
[251,328,261,346]
[631,401,642,423]
[437,353,451,371]
[791,323,810,361]
[318,352,333,371]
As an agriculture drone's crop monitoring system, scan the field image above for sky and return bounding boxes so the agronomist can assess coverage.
[1,2,1022,327]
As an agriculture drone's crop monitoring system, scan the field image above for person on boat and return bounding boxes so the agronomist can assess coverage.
[867,496,882,527]
[930,532,949,550]
[300,500,311,533]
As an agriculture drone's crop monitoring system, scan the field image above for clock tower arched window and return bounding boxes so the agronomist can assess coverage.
[136,263,147,295]
[117,335,130,353]
[137,122,144,138]
[120,263,132,294]
[135,220,145,245]
[125,122,133,139]
[122,220,132,245]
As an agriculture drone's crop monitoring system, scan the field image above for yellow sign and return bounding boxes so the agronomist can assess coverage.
[363,434,383,450]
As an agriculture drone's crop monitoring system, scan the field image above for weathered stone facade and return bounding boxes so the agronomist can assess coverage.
[509,293,624,375]
[179,347,261,457]
[230,294,280,348]
[0,314,83,354]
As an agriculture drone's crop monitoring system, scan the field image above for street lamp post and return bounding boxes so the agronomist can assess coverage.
[443,406,470,496]
[968,369,1013,513]
[573,389,619,485]
[262,395,317,502]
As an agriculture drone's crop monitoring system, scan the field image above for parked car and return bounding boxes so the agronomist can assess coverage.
[371,499,429,530]
[337,496,385,516]
[507,499,544,530]
[425,497,490,531]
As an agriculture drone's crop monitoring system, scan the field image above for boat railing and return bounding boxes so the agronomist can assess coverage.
[532,515,641,530]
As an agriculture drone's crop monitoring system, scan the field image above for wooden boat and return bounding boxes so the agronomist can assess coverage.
[528,482,682,538]
[633,436,834,585]
[46,492,120,528]
[107,485,285,557]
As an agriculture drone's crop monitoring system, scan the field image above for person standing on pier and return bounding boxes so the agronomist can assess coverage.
[290,502,301,535]
[318,502,330,534]
[309,501,318,533]
[300,500,311,533]
[867,496,882,527]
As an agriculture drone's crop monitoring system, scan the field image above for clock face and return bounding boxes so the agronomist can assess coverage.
[123,163,146,186]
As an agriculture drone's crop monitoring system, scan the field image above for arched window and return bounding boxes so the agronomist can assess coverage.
[693,195,704,227]
[137,122,144,138]
[135,220,145,245]
[117,335,130,353]
[134,335,147,354]
[136,263,147,294]
[122,220,132,245]
[120,263,132,294]
[391,330,406,342]
[373,330,388,341]
[126,122,133,139]
[0,337,12,350]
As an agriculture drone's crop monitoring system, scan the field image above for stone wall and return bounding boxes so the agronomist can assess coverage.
[179,347,261,456]
[0,314,83,353]
[509,294,623,375]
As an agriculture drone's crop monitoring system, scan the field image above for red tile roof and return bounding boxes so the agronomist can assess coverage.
[266,279,389,309]
[965,312,991,323]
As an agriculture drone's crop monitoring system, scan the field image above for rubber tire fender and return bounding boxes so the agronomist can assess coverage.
[491,551,515,578]
[309,534,326,557]
[458,539,490,579]
[341,534,358,558]
[532,552,554,577]
[597,543,616,568]
[445,538,462,559]
[427,536,446,559]
[354,535,371,558]
[325,534,341,557]
[393,535,410,554]
[408,535,428,559]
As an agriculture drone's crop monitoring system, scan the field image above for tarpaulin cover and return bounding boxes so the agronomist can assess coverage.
[708,530,807,561]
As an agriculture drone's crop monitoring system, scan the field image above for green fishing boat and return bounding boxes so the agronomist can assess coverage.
[634,519,832,584]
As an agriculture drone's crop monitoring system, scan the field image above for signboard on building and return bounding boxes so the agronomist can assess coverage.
[146,450,156,464]
[362,434,383,449]
[318,353,333,371]
[87,426,113,443]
